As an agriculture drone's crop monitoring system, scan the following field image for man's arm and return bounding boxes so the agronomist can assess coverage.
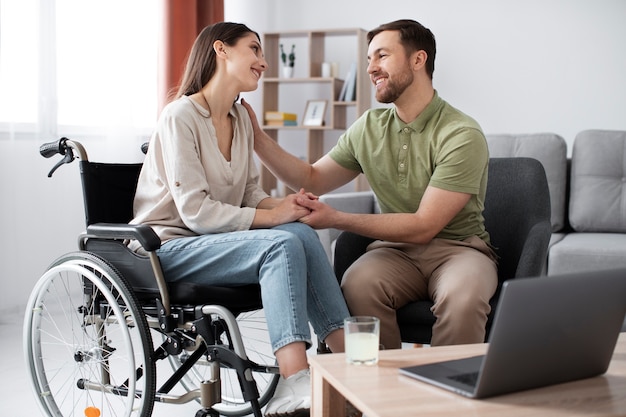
[242,98,358,195]
[298,185,471,245]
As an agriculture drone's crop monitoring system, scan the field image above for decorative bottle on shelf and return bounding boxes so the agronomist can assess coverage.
[280,43,295,78]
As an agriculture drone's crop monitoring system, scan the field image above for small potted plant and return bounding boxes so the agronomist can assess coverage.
[280,43,295,78]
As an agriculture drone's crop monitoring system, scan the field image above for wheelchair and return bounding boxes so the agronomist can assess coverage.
[23,137,280,417]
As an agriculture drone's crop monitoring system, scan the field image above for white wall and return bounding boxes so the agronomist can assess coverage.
[1,0,625,317]
[228,0,626,147]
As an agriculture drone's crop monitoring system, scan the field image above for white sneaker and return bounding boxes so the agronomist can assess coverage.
[265,368,311,417]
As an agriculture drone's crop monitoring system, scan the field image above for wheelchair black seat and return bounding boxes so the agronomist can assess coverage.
[168,281,261,310]
[83,225,262,312]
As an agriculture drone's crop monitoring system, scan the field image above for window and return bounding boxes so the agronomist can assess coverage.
[0,0,159,141]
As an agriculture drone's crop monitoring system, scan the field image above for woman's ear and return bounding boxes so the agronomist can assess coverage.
[213,40,227,59]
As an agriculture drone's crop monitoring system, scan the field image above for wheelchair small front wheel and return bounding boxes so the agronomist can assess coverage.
[23,252,156,417]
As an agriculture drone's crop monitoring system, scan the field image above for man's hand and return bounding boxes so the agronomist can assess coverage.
[296,194,337,229]
[241,98,263,137]
[269,193,312,225]
[297,188,319,202]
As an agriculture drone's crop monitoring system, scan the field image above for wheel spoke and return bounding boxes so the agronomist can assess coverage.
[24,253,155,417]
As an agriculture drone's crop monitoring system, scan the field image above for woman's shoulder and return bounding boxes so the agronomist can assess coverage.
[162,95,189,111]
[163,95,208,116]
[158,96,210,127]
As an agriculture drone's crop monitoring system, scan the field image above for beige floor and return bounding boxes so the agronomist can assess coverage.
[0,311,38,416]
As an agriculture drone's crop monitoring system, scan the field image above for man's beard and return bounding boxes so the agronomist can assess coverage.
[375,68,414,104]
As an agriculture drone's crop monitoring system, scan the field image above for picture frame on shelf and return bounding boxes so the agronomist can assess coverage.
[302,100,327,126]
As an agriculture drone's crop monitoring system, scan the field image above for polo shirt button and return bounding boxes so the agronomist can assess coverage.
[175,181,181,187]
[402,144,408,150]
[399,163,405,168]
[403,128,410,133]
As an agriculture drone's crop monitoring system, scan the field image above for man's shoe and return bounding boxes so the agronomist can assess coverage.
[265,368,311,417]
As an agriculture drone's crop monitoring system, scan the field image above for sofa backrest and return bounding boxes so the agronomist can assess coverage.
[568,130,626,232]
[486,133,568,232]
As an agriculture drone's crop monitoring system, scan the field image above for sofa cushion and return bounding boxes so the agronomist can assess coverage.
[486,133,567,232]
[548,233,626,275]
[317,191,376,261]
[568,130,626,232]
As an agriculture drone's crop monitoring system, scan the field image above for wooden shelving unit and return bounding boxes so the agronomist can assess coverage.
[260,28,370,194]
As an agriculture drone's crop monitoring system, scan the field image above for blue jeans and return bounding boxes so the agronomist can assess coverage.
[156,222,349,352]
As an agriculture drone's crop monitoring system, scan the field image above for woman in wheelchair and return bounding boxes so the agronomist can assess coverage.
[129,22,350,417]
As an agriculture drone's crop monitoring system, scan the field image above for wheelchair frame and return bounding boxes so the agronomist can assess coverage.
[24,137,280,417]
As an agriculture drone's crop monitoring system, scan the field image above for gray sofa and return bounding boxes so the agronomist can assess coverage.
[547,130,626,274]
[317,130,626,276]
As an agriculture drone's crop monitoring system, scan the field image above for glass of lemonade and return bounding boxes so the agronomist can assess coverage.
[344,316,380,365]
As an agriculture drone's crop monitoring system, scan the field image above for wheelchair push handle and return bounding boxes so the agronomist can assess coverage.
[39,138,67,158]
[40,137,88,177]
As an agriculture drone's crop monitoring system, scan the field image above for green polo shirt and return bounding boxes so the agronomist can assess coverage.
[329,92,490,242]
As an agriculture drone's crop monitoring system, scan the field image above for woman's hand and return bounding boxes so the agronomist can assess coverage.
[295,194,339,229]
[253,189,318,228]
[273,189,319,223]
[273,193,312,224]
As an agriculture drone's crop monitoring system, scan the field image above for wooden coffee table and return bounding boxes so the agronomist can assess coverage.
[309,333,626,417]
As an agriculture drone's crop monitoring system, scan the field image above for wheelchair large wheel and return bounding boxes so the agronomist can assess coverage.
[24,252,156,417]
[166,308,279,416]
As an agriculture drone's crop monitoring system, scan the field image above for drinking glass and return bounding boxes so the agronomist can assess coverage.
[344,316,380,365]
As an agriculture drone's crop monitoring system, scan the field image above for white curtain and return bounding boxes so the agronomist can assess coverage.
[0,0,159,161]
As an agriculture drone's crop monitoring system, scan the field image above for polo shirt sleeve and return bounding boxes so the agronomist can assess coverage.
[328,113,368,173]
[429,127,488,195]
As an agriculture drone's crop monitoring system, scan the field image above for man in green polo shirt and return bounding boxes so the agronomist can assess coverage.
[243,19,498,349]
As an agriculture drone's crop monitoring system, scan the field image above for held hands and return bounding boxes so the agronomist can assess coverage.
[296,191,336,229]
[271,189,318,225]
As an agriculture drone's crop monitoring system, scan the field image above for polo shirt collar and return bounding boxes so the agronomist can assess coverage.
[391,90,443,133]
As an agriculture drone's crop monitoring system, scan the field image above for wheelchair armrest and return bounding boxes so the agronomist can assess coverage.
[85,223,161,252]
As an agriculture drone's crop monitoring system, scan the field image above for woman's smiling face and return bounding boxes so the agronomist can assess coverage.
[225,32,267,93]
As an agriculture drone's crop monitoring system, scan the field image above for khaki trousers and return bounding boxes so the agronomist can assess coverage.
[340,236,498,349]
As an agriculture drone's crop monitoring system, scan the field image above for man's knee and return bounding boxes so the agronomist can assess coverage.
[341,262,390,307]
[432,280,493,326]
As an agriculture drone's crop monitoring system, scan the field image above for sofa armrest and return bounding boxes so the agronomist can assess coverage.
[316,191,377,261]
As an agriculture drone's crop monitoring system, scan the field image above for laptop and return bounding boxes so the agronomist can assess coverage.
[399,268,626,399]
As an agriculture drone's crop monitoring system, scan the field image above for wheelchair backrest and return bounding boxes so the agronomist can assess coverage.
[79,161,143,227]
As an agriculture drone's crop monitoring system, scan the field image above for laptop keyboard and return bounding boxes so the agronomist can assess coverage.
[448,371,479,386]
